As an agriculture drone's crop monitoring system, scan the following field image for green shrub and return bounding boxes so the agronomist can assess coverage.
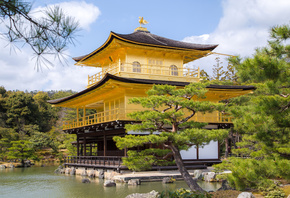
[159,188,212,198]
[260,184,286,198]
[213,157,290,191]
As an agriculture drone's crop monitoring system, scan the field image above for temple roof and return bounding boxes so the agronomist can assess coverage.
[73,31,218,63]
[48,73,256,105]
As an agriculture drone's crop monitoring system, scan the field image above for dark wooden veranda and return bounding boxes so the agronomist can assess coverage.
[64,156,221,171]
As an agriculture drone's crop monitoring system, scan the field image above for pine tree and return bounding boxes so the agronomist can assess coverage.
[214,24,290,191]
[0,0,79,69]
[211,57,225,81]
[113,83,228,192]
[228,24,290,157]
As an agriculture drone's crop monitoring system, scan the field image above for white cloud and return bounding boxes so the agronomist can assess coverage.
[0,1,101,92]
[32,1,101,31]
[183,0,290,73]
[0,39,98,91]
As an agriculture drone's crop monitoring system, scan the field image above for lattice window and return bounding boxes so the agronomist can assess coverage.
[132,61,141,73]
[170,65,178,76]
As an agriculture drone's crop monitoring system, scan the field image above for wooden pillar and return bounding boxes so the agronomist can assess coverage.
[80,144,83,156]
[196,145,199,160]
[90,144,92,156]
[76,108,79,126]
[124,147,127,157]
[84,136,86,156]
[83,107,86,126]
[103,135,107,156]
[77,136,79,156]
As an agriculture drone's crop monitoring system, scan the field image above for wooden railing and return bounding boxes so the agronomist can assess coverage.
[63,108,126,130]
[192,112,233,123]
[62,108,233,130]
[65,156,123,167]
[88,63,200,87]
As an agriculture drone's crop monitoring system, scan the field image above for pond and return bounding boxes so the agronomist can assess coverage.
[0,165,221,198]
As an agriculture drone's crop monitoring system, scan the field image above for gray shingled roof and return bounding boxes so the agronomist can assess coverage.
[73,31,218,62]
[113,31,218,51]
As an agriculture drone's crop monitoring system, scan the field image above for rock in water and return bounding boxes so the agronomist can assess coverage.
[237,192,255,198]
[125,190,159,198]
[128,179,141,185]
[82,178,91,183]
[65,168,71,174]
[217,180,234,191]
[104,180,116,187]
[81,170,87,176]
[193,170,203,180]
[98,169,105,179]
[70,168,76,175]
[203,172,216,182]
[88,170,95,178]
[162,177,174,184]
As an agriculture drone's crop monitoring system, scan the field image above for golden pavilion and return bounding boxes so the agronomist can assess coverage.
[48,22,255,170]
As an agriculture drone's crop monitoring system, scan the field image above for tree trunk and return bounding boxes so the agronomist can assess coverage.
[225,137,229,158]
[169,143,205,192]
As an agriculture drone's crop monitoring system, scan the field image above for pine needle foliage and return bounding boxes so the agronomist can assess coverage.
[0,0,79,69]
[214,23,290,192]
[114,82,229,192]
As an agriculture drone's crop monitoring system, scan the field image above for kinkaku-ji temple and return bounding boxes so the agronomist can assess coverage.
[48,19,255,171]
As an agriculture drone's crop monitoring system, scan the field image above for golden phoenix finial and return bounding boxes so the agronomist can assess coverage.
[139,17,149,27]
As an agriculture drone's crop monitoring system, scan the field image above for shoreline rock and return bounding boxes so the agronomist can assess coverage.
[125,190,159,198]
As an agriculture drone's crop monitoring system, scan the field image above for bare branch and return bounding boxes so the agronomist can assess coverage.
[280,101,290,112]
[177,108,196,125]
[280,94,289,98]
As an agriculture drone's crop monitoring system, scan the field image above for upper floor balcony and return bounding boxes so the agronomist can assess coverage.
[62,108,232,131]
[87,62,200,87]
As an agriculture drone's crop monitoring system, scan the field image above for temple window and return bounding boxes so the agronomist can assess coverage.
[170,65,178,76]
[148,59,163,65]
[132,61,141,73]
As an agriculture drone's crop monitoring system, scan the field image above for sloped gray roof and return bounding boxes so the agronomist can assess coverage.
[73,31,218,62]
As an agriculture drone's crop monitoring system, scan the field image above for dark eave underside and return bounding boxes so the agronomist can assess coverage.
[48,73,256,105]
[73,31,218,62]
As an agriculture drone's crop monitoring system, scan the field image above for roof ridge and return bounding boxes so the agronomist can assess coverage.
[146,32,168,46]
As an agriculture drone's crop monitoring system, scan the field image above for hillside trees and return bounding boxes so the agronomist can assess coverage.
[113,83,229,192]
[0,88,76,162]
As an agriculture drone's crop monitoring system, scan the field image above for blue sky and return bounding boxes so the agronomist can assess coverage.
[0,0,289,91]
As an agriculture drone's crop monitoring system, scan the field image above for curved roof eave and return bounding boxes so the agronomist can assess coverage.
[48,74,256,105]
[73,31,219,64]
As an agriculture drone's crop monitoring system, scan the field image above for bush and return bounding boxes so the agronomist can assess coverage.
[213,157,290,190]
[159,188,212,198]
[260,184,286,198]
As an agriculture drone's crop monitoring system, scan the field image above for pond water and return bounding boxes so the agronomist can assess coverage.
[0,165,221,198]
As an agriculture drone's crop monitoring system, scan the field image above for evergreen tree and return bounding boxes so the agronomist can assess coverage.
[228,23,290,157]
[214,23,290,190]
[114,83,228,192]
[7,140,36,165]
[211,57,225,81]
[223,62,238,83]
[199,69,210,81]
[0,0,79,69]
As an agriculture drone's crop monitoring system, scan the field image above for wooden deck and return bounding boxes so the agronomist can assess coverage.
[63,156,221,171]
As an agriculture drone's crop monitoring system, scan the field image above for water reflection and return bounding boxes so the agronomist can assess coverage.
[0,165,221,198]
